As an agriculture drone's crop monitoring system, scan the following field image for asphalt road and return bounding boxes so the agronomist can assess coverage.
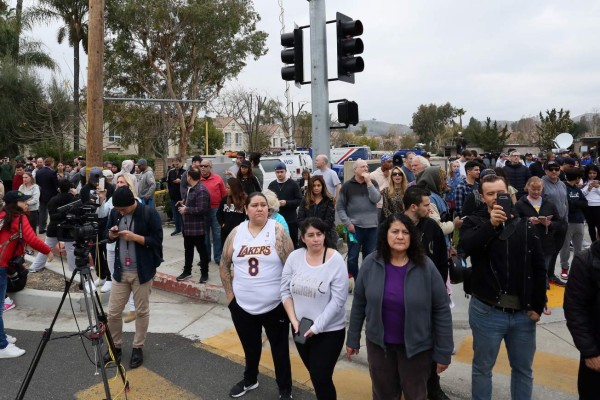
[3,330,317,400]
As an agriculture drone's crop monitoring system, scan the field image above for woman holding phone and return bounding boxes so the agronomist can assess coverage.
[281,218,348,400]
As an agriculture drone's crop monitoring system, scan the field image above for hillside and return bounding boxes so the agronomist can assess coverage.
[348,119,412,136]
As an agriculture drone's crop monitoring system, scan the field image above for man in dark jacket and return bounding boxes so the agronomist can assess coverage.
[34,157,59,233]
[503,151,531,199]
[564,241,600,399]
[403,186,451,400]
[166,158,185,236]
[267,162,303,248]
[105,186,163,369]
[460,174,546,400]
[528,153,546,178]
[176,168,211,283]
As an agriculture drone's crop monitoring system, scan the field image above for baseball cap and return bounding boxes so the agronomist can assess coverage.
[563,157,576,166]
[274,161,287,171]
[136,159,147,166]
[544,161,560,170]
[4,190,32,204]
[102,169,114,179]
[241,160,251,168]
[479,169,497,179]
[381,154,392,163]
[112,186,136,207]
[89,167,103,185]
[499,153,508,158]
[392,151,404,167]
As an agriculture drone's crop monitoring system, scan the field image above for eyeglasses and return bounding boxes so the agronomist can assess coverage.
[391,172,403,177]
[548,168,560,172]
[200,165,210,168]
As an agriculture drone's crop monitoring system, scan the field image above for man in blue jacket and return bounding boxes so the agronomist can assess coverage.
[104,186,163,369]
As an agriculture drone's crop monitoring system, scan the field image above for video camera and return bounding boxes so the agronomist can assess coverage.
[56,199,100,243]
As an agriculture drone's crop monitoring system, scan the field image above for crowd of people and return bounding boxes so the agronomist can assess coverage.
[1,148,599,400]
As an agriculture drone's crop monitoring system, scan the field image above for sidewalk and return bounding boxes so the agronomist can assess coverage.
[7,223,581,400]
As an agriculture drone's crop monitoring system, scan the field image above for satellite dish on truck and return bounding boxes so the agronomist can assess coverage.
[554,132,573,150]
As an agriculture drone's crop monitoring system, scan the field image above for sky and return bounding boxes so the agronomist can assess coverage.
[13,0,600,126]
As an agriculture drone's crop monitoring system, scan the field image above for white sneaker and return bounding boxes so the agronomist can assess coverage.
[94,278,106,286]
[0,343,26,358]
[6,335,16,344]
[83,281,97,293]
[101,281,112,293]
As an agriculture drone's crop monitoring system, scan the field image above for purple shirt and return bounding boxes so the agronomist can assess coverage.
[382,262,408,344]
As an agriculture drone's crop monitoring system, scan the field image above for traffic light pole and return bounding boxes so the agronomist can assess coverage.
[309,0,330,164]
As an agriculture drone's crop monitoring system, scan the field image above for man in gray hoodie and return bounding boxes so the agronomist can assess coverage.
[136,159,156,206]
[336,159,381,280]
[541,160,568,287]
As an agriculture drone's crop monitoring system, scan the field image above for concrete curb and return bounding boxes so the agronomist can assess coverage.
[152,272,227,305]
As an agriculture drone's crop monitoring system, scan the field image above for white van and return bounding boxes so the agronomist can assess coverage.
[278,151,313,180]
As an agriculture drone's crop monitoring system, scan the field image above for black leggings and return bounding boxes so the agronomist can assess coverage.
[585,206,600,242]
[295,328,345,400]
[229,299,292,392]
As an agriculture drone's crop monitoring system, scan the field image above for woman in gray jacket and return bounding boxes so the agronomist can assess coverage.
[346,213,453,400]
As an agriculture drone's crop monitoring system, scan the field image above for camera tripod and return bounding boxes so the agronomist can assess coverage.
[16,243,128,400]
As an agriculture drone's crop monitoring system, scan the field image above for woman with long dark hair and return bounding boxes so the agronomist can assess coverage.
[346,213,453,399]
[0,191,61,358]
[582,164,600,242]
[281,218,348,399]
[219,192,294,399]
[216,178,247,248]
[237,160,262,195]
[297,176,335,242]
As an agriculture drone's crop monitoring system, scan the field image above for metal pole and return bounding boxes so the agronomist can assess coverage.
[205,120,209,155]
[309,0,330,165]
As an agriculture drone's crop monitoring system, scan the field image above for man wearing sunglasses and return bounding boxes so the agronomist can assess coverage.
[541,161,569,287]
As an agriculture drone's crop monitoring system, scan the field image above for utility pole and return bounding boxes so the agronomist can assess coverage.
[86,0,105,170]
[309,0,330,162]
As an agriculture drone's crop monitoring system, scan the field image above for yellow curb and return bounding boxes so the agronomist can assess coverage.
[454,336,577,394]
[76,366,201,399]
[546,284,565,308]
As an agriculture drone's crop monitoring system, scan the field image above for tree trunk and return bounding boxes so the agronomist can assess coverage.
[12,0,23,59]
[73,42,80,150]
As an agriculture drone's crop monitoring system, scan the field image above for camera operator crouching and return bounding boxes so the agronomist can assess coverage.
[103,186,163,369]
[29,179,77,273]
[0,191,63,358]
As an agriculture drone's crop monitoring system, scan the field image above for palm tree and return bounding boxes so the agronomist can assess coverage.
[455,108,466,129]
[0,4,55,69]
[26,0,88,150]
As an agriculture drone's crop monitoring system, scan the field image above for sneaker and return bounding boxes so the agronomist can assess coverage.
[94,278,106,286]
[28,267,44,273]
[200,274,208,284]
[549,275,566,287]
[101,281,112,293]
[279,389,293,400]
[229,380,259,398]
[0,343,26,358]
[170,231,181,236]
[176,272,192,281]
[4,297,15,312]
[6,335,17,344]
[560,269,569,280]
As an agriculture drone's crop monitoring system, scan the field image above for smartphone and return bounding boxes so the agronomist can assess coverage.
[496,193,512,217]
[293,318,314,345]
[98,177,105,191]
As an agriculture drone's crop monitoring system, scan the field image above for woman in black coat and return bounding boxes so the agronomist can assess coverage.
[297,175,336,243]
[237,160,261,195]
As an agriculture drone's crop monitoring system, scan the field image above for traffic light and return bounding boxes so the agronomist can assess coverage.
[280,28,304,84]
[336,12,364,84]
[338,101,359,126]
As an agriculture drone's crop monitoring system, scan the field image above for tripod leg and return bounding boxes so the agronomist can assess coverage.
[93,285,130,391]
[16,268,79,400]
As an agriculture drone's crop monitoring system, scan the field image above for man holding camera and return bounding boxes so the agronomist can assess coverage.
[460,174,546,400]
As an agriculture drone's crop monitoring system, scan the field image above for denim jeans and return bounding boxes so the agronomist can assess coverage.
[170,199,182,233]
[469,297,536,400]
[0,268,8,349]
[347,226,377,279]
[204,208,222,264]
[39,201,49,231]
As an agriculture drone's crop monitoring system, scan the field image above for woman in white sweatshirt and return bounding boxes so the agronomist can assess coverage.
[281,217,348,400]
[582,164,600,242]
